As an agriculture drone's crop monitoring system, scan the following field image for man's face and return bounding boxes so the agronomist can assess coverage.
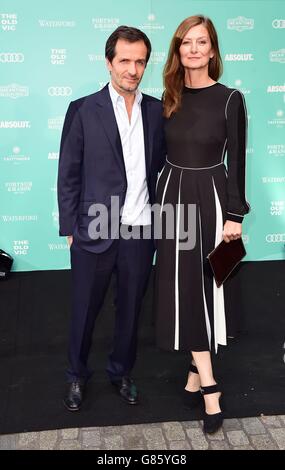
[107,39,148,95]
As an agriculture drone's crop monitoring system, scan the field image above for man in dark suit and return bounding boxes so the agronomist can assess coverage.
[58,26,166,411]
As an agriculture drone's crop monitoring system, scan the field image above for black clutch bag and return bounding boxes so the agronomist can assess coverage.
[207,238,246,287]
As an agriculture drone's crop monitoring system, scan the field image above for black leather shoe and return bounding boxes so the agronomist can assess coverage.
[63,380,85,411]
[112,376,138,405]
[200,384,223,434]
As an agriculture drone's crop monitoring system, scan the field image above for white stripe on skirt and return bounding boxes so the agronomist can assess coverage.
[212,178,227,352]
[159,168,172,218]
[198,209,212,349]
[174,170,183,350]
[156,165,165,192]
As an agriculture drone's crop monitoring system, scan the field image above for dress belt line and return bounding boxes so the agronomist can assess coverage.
[166,158,224,171]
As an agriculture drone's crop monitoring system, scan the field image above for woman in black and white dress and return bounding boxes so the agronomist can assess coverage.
[155,15,250,433]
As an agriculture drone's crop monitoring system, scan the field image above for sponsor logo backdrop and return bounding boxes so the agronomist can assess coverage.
[0,0,284,271]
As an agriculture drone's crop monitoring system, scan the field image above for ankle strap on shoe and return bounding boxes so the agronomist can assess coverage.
[189,363,199,374]
[200,384,219,395]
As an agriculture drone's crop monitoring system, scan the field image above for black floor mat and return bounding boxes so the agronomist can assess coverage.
[0,261,284,434]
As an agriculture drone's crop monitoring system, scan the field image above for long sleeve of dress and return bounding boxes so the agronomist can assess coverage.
[225,90,250,223]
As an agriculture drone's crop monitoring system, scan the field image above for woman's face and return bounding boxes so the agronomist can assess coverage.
[179,24,214,71]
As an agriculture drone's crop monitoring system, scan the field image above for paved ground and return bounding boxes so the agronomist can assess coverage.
[0,415,285,450]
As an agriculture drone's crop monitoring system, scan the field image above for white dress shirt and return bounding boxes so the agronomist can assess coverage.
[108,82,151,226]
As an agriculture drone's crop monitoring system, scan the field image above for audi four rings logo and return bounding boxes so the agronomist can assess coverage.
[48,86,72,96]
[272,19,285,28]
[266,234,285,243]
[0,53,24,63]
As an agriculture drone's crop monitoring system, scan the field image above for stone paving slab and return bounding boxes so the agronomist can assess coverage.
[0,415,284,450]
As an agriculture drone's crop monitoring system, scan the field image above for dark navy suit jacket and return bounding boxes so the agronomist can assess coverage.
[57,84,166,253]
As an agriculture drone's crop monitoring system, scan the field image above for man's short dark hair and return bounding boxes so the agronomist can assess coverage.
[105,25,152,64]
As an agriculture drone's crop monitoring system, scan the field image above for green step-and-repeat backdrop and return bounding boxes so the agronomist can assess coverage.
[0,0,284,271]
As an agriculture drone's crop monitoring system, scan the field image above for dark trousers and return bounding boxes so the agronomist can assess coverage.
[67,228,154,383]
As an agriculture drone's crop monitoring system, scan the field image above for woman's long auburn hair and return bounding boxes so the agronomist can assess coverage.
[163,15,223,118]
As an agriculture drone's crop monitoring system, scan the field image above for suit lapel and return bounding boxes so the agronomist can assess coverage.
[141,97,153,177]
[94,86,126,179]
[94,86,154,179]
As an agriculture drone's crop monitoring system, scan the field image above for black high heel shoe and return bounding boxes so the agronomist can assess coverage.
[183,363,203,409]
[200,384,223,433]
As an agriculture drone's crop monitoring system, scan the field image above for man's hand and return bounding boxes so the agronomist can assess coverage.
[67,235,73,247]
[222,221,242,243]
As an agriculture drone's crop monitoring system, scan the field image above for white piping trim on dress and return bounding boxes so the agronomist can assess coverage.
[212,177,227,352]
[159,168,172,218]
[220,138,227,163]
[166,157,223,171]
[225,90,238,119]
[198,209,212,349]
[239,90,251,213]
[174,170,183,350]
[156,165,166,192]
[227,211,243,218]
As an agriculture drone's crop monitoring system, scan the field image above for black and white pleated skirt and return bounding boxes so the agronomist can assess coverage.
[154,159,230,353]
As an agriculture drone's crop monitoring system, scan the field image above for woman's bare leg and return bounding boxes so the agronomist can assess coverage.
[191,351,221,414]
[185,358,201,392]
